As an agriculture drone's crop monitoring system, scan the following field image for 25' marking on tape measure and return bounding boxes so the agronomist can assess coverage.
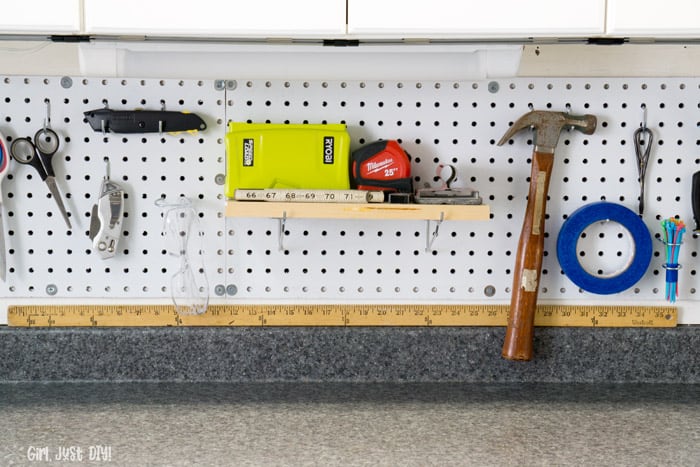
[7,304,677,327]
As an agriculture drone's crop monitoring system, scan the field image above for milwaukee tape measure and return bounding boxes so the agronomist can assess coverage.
[351,140,413,193]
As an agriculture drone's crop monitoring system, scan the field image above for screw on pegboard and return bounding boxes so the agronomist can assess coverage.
[215,80,237,91]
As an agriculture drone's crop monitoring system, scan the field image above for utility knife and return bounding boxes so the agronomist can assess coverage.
[83,108,207,134]
[693,171,700,232]
[89,177,125,259]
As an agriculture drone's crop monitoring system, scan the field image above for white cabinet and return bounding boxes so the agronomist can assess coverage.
[607,0,700,37]
[347,0,606,38]
[0,0,81,34]
[84,0,346,37]
[2,1,700,46]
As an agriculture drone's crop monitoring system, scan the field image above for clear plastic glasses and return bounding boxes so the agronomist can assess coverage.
[155,196,209,315]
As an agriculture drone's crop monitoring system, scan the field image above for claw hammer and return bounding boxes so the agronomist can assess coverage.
[498,110,597,361]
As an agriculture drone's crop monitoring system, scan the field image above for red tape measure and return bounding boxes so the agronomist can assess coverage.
[351,140,413,193]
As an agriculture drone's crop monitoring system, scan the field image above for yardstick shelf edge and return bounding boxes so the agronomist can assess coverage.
[7,304,677,328]
[225,200,491,221]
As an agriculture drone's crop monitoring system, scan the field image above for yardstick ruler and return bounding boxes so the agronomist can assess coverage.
[7,304,677,327]
[234,188,384,203]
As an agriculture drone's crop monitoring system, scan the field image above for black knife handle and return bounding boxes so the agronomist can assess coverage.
[83,108,207,134]
[692,171,700,231]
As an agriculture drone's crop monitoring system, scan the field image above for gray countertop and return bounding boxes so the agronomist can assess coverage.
[3,327,698,465]
[1,382,698,466]
[1,326,699,383]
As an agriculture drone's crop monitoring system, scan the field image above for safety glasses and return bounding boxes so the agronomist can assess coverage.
[156,196,209,315]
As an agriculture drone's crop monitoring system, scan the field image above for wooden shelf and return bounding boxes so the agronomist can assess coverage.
[225,200,490,221]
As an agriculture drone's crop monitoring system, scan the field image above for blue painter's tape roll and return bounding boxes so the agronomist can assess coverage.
[556,202,652,295]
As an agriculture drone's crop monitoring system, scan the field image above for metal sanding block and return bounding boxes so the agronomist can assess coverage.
[414,189,483,205]
[225,122,351,198]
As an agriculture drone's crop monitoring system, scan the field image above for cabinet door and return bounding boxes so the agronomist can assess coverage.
[348,0,605,37]
[0,0,80,34]
[607,0,700,37]
[84,0,346,37]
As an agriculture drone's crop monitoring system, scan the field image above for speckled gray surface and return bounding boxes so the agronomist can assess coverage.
[1,383,699,466]
[1,327,698,382]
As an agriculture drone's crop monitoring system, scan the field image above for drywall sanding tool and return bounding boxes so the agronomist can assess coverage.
[351,140,412,193]
[415,164,482,205]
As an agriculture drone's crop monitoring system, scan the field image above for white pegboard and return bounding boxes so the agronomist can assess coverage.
[226,78,700,312]
[0,76,699,322]
[0,76,227,301]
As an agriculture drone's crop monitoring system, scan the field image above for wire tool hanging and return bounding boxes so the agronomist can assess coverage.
[634,104,653,216]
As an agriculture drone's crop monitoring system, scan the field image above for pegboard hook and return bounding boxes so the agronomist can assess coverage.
[426,211,445,252]
[565,103,577,132]
[101,99,109,137]
[278,211,287,251]
[43,98,51,132]
[641,103,648,131]
[103,157,111,180]
[158,100,167,135]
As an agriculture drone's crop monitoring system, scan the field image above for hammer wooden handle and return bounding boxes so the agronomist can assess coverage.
[502,150,554,361]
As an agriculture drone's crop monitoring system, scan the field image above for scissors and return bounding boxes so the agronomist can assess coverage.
[0,132,9,280]
[10,128,71,229]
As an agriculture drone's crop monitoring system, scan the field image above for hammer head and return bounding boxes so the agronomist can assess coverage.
[498,110,597,153]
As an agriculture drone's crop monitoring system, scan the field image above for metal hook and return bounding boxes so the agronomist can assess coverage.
[527,103,536,131]
[43,98,51,132]
[634,112,654,216]
[101,99,109,137]
[436,164,456,190]
[565,103,576,131]
[641,103,648,132]
[278,211,287,251]
[103,157,111,180]
[426,212,445,252]
[159,100,166,135]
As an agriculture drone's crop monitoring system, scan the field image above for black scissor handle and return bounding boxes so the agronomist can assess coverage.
[34,128,59,155]
[10,137,48,181]
[33,128,59,178]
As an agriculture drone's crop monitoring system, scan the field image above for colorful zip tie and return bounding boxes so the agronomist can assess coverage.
[660,217,685,303]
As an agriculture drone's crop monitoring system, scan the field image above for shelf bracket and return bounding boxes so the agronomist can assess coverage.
[278,211,288,251]
[425,211,445,253]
